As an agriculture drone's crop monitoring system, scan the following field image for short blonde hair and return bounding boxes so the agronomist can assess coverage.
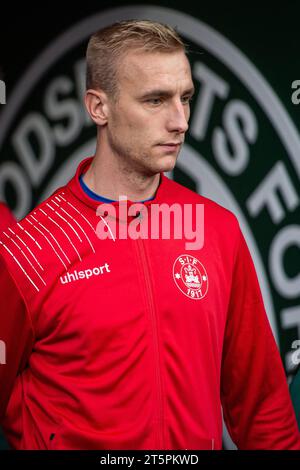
[86,19,186,99]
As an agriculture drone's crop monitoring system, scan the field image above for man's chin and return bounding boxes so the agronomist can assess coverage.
[140,154,178,176]
[153,153,178,172]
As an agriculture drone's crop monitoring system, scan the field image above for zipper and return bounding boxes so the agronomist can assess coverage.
[135,237,165,449]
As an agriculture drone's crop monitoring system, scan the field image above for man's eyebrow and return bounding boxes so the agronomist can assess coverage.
[140,87,195,98]
[184,87,195,96]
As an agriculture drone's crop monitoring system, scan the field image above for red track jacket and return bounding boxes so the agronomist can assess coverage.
[0,157,299,450]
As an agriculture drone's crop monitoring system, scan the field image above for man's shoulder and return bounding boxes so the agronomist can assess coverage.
[0,185,79,292]
[163,176,239,229]
[0,185,66,246]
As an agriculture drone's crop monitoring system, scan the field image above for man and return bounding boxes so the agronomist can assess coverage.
[0,20,299,450]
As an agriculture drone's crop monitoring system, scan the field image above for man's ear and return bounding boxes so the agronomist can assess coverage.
[84,89,109,126]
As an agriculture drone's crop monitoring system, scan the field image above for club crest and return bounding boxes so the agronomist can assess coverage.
[173,254,208,300]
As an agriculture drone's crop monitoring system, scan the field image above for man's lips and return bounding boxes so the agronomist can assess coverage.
[159,142,182,145]
[158,142,182,150]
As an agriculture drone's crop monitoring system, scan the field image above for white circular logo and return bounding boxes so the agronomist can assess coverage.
[173,254,208,300]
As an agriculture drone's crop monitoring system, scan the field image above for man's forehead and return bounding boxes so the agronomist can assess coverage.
[119,49,192,85]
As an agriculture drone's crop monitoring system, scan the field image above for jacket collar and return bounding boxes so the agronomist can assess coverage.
[67,156,170,222]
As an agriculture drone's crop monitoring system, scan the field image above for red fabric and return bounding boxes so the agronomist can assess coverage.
[0,202,15,232]
[0,157,299,450]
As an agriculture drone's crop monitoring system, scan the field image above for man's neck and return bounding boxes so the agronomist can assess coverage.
[83,151,161,202]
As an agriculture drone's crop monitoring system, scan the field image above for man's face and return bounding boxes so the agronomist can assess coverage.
[106,49,194,176]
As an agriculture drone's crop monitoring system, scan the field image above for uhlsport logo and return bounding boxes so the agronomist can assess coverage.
[0,5,299,385]
[173,254,208,300]
[60,263,111,285]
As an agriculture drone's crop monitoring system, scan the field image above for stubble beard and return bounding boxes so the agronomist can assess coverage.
[107,126,160,177]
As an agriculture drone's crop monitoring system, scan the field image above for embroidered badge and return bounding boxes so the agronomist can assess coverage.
[173,254,208,300]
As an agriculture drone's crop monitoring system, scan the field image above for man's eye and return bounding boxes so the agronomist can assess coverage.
[147,98,162,105]
[182,96,193,104]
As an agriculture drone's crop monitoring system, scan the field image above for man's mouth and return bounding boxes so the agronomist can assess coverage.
[158,142,182,150]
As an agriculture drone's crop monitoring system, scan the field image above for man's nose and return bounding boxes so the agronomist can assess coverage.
[166,102,189,134]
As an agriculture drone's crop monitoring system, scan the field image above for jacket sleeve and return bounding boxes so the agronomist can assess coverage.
[0,254,35,421]
[220,226,300,449]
